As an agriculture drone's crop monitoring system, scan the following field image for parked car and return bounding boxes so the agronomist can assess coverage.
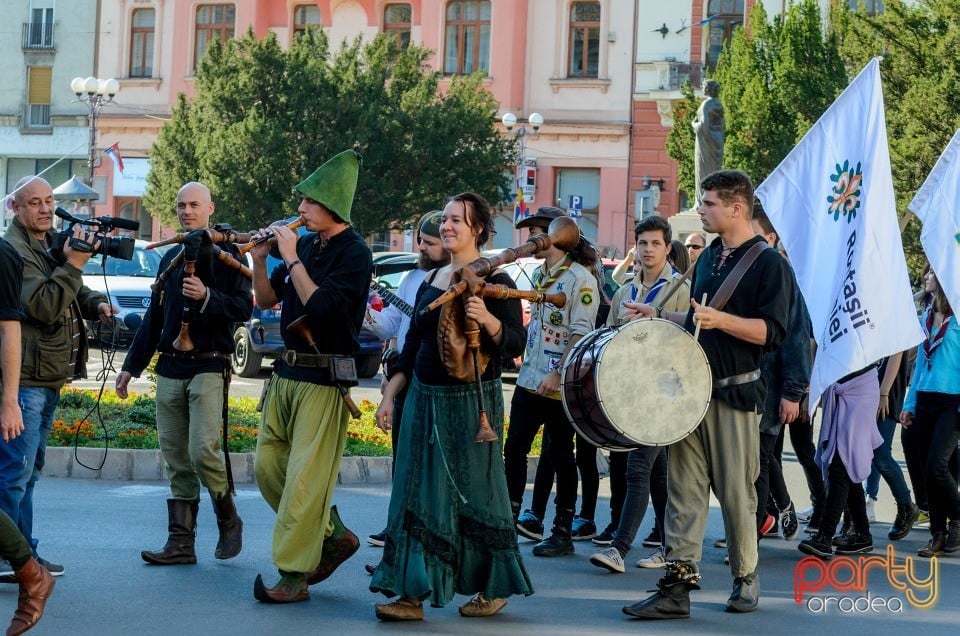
[231,251,384,378]
[82,240,171,344]
[372,253,419,288]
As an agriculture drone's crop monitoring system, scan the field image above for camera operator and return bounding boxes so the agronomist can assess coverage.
[1,176,118,580]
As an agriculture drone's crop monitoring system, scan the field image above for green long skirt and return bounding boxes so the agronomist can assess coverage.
[370,377,534,607]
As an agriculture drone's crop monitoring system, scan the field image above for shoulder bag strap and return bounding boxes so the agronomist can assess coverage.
[708,241,769,312]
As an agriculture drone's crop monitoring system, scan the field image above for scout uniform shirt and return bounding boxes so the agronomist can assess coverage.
[607,262,690,328]
[517,256,599,398]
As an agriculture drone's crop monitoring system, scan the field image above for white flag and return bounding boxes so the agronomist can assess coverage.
[908,129,960,314]
[755,57,923,412]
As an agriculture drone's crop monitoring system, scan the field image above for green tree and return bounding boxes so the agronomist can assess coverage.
[712,0,847,183]
[832,0,960,278]
[664,80,699,197]
[144,29,515,233]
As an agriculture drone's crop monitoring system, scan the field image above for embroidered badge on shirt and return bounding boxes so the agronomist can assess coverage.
[549,310,563,326]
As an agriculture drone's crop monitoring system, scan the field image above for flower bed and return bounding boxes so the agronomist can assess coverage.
[51,389,539,457]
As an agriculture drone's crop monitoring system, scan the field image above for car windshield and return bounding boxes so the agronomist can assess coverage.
[82,246,163,277]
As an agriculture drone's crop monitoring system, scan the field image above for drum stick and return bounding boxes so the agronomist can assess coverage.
[690,293,707,364]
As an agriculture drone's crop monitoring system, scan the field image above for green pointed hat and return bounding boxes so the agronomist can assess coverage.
[294,149,361,223]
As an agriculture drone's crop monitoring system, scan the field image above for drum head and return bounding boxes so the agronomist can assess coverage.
[595,319,712,446]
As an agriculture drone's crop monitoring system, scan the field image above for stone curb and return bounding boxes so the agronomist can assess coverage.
[43,447,396,485]
[44,447,545,486]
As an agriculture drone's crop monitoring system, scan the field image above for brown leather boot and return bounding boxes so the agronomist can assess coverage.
[141,499,199,565]
[211,492,243,559]
[6,557,54,636]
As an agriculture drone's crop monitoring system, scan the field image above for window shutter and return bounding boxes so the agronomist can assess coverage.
[28,67,52,104]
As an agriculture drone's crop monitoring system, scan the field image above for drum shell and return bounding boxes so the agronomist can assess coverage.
[561,318,712,449]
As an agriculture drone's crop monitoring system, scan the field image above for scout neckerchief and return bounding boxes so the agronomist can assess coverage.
[630,271,669,304]
[534,254,573,291]
[922,310,953,369]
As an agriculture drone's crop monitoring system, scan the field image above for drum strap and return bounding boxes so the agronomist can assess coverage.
[708,242,769,311]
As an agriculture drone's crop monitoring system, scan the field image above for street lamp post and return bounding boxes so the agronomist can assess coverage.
[70,76,120,186]
[501,112,543,242]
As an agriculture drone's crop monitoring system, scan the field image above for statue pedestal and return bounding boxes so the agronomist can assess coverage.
[667,210,714,243]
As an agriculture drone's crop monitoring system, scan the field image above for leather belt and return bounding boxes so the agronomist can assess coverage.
[714,369,761,389]
[161,351,231,362]
[282,349,333,368]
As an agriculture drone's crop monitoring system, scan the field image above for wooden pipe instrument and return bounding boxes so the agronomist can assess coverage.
[421,215,579,315]
[151,241,251,295]
[237,217,305,256]
[145,217,304,252]
[171,231,202,352]
[286,316,362,419]
[424,276,567,314]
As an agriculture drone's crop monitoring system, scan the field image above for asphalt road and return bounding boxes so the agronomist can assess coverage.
[17,471,960,636]
[49,346,960,635]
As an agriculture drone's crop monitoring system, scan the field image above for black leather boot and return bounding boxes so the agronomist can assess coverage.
[533,508,574,557]
[622,562,700,619]
[211,492,243,560]
[142,499,199,565]
[944,520,960,553]
[888,502,920,540]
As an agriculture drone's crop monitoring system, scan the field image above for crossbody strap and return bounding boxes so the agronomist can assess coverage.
[708,241,769,312]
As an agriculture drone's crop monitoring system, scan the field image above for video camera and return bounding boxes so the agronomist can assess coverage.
[51,206,139,261]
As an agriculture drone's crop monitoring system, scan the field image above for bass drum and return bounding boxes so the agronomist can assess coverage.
[561,318,712,449]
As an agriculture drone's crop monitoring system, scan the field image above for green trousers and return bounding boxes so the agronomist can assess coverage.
[0,509,31,571]
[664,399,760,578]
[155,373,228,500]
[255,376,349,574]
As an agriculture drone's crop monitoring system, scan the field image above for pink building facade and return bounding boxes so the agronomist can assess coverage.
[93,1,633,255]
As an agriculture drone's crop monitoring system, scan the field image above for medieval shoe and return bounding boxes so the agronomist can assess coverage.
[375,598,423,621]
[307,505,360,585]
[253,572,309,604]
[459,594,507,617]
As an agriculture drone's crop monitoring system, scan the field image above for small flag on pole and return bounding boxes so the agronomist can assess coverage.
[104,142,124,173]
[513,186,528,226]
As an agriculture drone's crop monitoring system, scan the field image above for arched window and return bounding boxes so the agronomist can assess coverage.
[569,2,600,78]
[130,8,155,78]
[384,3,413,49]
[444,1,491,75]
[195,4,236,70]
[704,0,744,71]
[293,4,321,40]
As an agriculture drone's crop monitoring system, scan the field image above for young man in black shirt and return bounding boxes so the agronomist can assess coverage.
[621,170,792,618]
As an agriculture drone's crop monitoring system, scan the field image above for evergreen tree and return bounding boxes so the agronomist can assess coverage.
[713,0,847,184]
[832,0,960,278]
[664,80,699,198]
[144,29,515,234]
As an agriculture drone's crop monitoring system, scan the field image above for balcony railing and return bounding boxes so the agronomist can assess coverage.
[24,104,51,130]
[22,22,54,51]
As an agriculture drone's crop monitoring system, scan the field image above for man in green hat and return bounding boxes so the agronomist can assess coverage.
[250,150,373,603]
